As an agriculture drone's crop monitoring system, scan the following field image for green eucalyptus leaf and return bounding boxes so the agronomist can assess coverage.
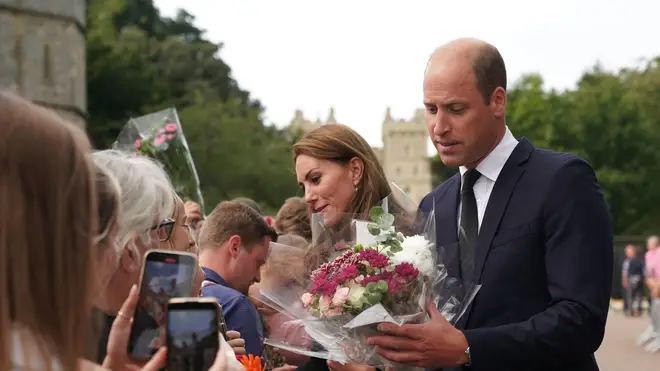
[367,222,381,235]
[369,206,384,221]
[376,280,389,293]
[378,213,395,229]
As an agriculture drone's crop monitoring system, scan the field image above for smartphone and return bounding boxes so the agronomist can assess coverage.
[127,249,198,360]
[166,298,226,371]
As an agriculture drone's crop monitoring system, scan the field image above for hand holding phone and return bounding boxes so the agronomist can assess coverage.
[166,298,227,371]
[127,250,198,360]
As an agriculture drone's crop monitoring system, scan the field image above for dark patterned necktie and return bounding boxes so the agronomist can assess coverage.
[459,169,481,284]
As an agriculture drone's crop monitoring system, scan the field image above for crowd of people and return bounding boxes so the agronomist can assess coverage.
[625,237,660,353]
[2,37,624,371]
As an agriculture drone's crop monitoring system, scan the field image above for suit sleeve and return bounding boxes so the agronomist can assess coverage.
[463,157,613,368]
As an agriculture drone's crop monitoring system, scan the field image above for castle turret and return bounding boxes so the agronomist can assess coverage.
[381,108,431,203]
[0,0,87,128]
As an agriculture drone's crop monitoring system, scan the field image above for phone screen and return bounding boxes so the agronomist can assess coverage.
[128,251,197,359]
[167,303,220,371]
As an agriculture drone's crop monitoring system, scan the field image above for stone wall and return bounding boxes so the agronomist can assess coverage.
[0,0,86,127]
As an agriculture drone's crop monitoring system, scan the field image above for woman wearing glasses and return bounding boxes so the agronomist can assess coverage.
[90,150,245,365]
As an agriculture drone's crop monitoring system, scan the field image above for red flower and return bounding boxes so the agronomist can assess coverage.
[357,249,390,268]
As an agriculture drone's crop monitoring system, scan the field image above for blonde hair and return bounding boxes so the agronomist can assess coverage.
[0,93,97,371]
[274,197,311,241]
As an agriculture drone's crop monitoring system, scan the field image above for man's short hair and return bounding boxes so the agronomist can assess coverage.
[199,201,277,250]
[472,44,507,104]
[233,197,262,215]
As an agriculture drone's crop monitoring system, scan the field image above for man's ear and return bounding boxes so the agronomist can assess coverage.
[227,235,242,258]
[490,86,507,119]
[348,157,364,186]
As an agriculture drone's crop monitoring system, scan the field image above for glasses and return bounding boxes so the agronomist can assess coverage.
[151,218,196,243]
[151,218,176,242]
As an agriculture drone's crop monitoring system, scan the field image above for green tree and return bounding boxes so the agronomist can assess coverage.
[86,0,298,213]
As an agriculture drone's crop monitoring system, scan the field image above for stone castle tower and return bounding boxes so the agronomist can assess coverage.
[289,107,432,203]
[0,0,87,127]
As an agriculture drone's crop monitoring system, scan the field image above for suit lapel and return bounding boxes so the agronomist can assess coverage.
[473,138,534,284]
[434,174,461,279]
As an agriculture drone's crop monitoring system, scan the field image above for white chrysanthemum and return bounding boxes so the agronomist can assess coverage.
[391,235,434,277]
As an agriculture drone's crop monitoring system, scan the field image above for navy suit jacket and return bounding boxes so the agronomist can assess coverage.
[419,138,613,371]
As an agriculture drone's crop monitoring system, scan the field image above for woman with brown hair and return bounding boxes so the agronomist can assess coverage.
[0,94,233,371]
[275,197,312,241]
[0,92,101,371]
[290,124,407,371]
[293,124,394,228]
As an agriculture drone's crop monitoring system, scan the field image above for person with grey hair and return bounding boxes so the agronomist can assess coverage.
[90,150,178,362]
[90,151,247,365]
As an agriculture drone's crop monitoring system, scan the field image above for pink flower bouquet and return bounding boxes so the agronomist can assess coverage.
[112,108,204,210]
[258,186,481,369]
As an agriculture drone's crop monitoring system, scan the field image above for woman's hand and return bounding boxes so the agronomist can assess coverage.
[226,330,246,355]
[102,285,167,371]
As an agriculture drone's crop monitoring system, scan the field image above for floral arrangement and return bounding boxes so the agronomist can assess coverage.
[240,355,266,371]
[258,188,481,368]
[301,206,434,318]
[112,108,205,210]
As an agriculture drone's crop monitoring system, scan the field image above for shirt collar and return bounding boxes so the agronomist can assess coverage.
[201,266,229,287]
[459,126,518,182]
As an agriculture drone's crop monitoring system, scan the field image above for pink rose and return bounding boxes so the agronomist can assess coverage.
[319,295,331,311]
[135,139,141,149]
[332,287,349,306]
[301,292,314,307]
[153,135,165,147]
[165,123,177,132]
[166,133,176,140]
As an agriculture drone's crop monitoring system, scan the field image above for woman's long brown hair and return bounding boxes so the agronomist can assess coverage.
[292,124,411,269]
[293,124,393,219]
[0,93,97,371]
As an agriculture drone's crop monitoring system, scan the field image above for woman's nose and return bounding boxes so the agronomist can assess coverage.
[304,188,317,203]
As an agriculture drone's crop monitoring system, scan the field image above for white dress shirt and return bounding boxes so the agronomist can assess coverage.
[458,126,518,231]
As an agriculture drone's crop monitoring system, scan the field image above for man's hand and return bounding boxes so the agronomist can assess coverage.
[367,301,469,368]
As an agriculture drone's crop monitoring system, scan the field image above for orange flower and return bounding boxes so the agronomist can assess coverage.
[240,354,266,371]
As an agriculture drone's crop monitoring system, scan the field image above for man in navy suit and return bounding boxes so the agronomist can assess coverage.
[368,38,613,371]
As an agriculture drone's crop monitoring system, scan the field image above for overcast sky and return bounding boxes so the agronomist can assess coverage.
[154,0,659,152]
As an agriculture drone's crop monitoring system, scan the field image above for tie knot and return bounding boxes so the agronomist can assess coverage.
[462,169,481,192]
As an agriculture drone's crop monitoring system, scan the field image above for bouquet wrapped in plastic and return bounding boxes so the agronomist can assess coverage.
[112,108,205,210]
[257,184,481,369]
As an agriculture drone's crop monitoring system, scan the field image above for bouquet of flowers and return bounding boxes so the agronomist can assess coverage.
[258,185,481,369]
[112,108,205,210]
